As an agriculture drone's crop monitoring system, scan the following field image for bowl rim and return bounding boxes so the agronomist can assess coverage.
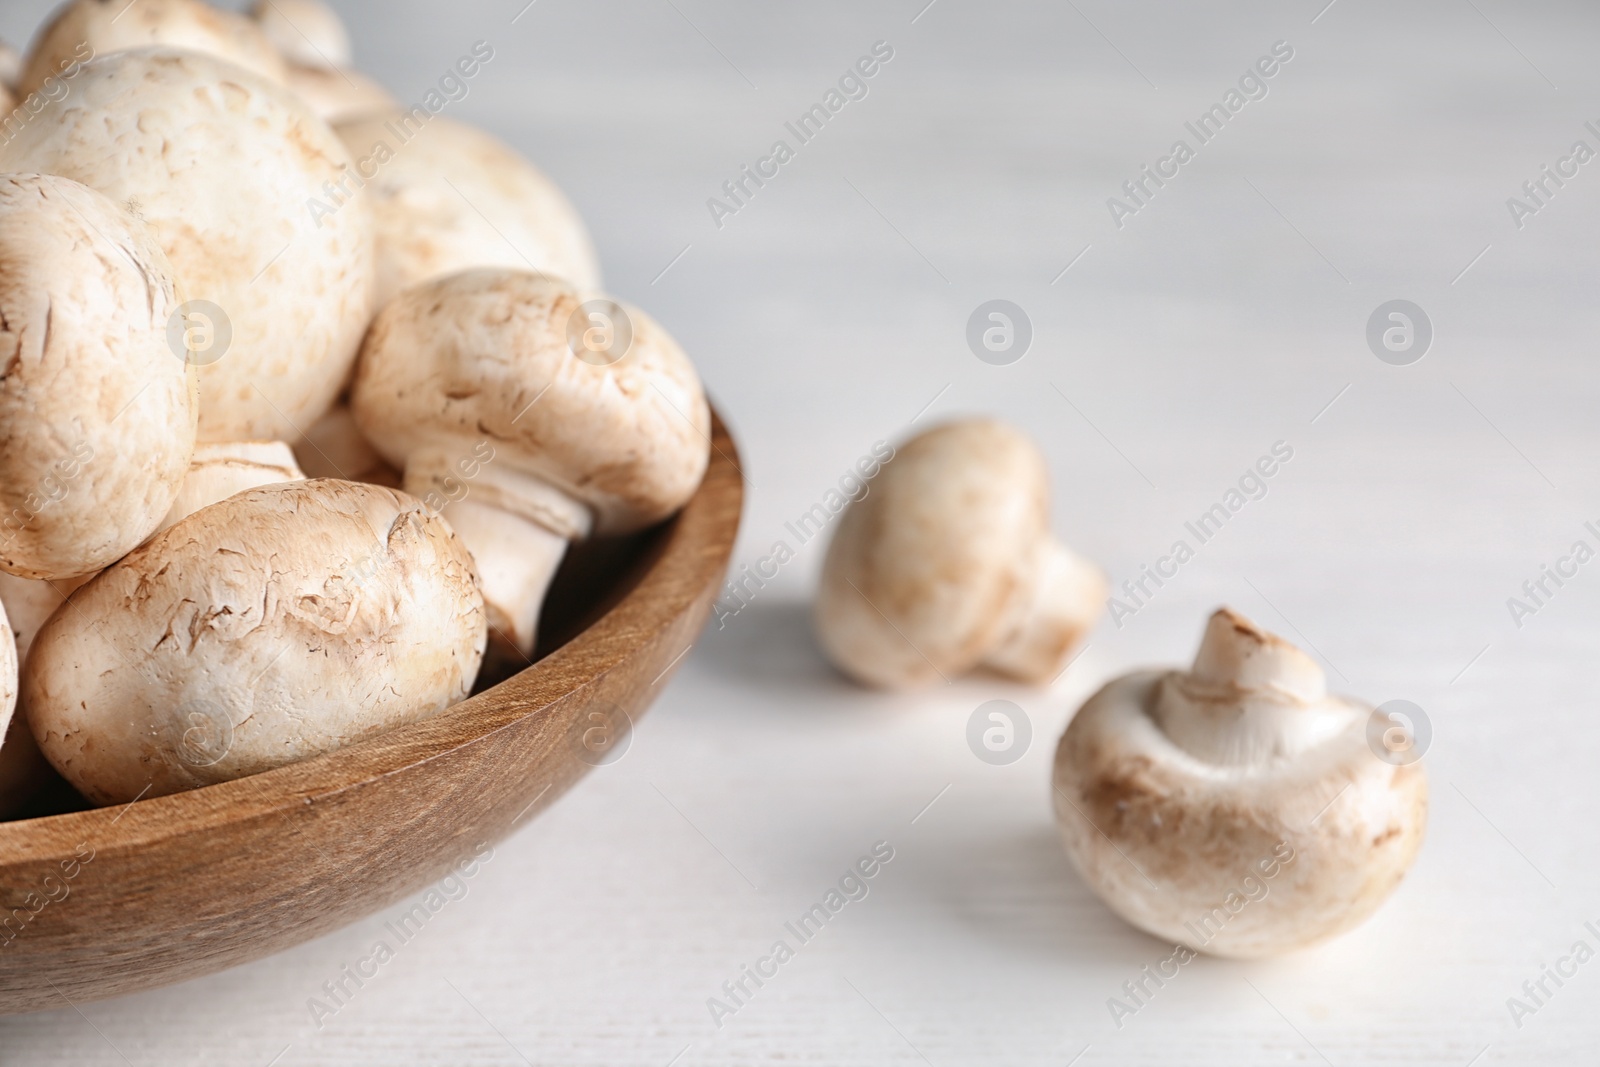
[0,410,744,864]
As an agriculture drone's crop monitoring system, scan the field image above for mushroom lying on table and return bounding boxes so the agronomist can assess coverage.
[336,114,600,309]
[0,173,196,580]
[26,480,487,806]
[351,269,709,659]
[0,48,375,443]
[17,0,286,95]
[814,418,1105,688]
[1052,607,1428,958]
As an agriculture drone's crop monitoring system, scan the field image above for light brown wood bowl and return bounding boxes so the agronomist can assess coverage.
[0,414,743,1015]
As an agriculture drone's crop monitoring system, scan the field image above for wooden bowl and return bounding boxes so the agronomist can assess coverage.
[0,415,743,1015]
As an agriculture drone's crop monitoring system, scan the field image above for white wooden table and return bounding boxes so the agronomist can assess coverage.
[3,0,1599,1062]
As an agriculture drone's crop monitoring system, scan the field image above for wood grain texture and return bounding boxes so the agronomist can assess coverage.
[0,414,743,1016]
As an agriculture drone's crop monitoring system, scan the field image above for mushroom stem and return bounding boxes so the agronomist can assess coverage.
[403,453,593,659]
[981,540,1107,683]
[1152,608,1355,766]
[429,501,568,660]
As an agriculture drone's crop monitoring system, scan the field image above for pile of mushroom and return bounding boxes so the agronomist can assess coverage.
[0,0,710,814]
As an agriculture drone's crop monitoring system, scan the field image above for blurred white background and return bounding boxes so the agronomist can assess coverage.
[3,0,1600,1063]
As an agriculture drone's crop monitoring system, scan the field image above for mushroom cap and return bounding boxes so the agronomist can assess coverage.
[351,269,710,536]
[335,113,600,308]
[296,403,400,486]
[0,597,17,742]
[0,570,88,666]
[0,571,82,816]
[0,173,196,580]
[0,40,20,91]
[815,418,1056,687]
[0,49,375,443]
[25,479,487,806]
[18,0,286,95]
[1052,608,1428,958]
[284,64,395,125]
[154,440,306,535]
[251,0,351,69]
[0,596,30,815]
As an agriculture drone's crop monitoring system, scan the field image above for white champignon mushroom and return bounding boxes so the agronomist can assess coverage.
[814,418,1105,689]
[1052,607,1429,958]
[250,0,351,70]
[0,173,196,580]
[0,40,19,93]
[0,571,84,815]
[351,269,710,659]
[295,403,400,486]
[0,596,29,815]
[153,440,306,535]
[0,441,298,812]
[284,65,396,126]
[25,479,487,806]
[17,0,286,96]
[336,113,600,310]
[0,49,375,444]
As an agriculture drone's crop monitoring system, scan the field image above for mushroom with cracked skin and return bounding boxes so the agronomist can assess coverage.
[351,268,709,659]
[814,418,1105,689]
[0,173,197,581]
[17,0,286,95]
[25,480,487,806]
[1052,607,1428,958]
[0,48,375,444]
[0,441,305,814]
[336,113,600,310]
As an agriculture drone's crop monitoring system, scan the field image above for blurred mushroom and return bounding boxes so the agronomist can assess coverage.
[295,404,400,487]
[0,49,375,443]
[0,173,196,581]
[249,0,396,124]
[250,0,350,69]
[1052,607,1428,958]
[351,269,709,658]
[17,0,286,95]
[336,113,600,309]
[814,419,1104,689]
[0,40,20,93]
[26,480,487,806]
[284,65,395,125]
